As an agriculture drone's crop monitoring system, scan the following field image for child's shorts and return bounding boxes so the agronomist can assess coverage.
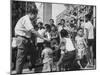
[76,48,86,60]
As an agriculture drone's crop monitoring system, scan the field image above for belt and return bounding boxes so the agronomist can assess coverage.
[16,35,30,40]
[65,50,75,54]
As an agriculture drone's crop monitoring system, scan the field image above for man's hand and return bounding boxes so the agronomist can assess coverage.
[44,38,50,42]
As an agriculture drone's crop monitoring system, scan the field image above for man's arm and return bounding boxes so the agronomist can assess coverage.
[30,28,47,41]
[24,16,48,41]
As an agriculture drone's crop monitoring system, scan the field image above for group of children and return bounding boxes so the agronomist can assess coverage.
[33,18,93,72]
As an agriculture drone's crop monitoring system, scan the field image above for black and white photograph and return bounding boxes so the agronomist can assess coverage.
[11,0,96,74]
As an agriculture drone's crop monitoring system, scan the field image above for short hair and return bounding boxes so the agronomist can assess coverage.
[27,2,38,15]
[58,23,61,25]
[61,19,65,23]
[49,19,54,23]
[60,29,68,38]
[70,23,75,28]
[34,25,38,29]
[85,14,91,21]
[38,22,43,26]
[80,19,84,22]
[45,24,50,27]
[77,27,83,31]
[45,24,51,30]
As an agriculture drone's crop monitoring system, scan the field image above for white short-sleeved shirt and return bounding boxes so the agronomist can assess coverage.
[83,21,94,39]
[37,29,45,43]
[15,15,34,38]
[60,38,75,54]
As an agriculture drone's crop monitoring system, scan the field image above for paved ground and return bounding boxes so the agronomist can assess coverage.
[11,64,96,74]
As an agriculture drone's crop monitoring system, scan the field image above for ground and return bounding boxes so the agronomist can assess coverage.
[11,64,96,74]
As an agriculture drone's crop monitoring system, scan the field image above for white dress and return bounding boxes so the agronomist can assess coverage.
[75,36,86,59]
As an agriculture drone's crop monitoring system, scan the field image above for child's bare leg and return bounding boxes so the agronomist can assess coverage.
[87,48,92,65]
[56,62,62,71]
[77,60,83,69]
[90,46,93,65]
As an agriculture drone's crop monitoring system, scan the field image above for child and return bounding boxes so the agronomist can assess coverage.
[37,22,46,58]
[44,24,51,41]
[41,41,53,72]
[50,25,58,39]
[57,29,76,71]
[50,25,60,47]
[75,28,88,69]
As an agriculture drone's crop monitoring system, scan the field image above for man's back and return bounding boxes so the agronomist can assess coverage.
[15,15,33,38]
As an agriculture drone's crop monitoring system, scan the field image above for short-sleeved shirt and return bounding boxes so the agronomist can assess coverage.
[37,28,45,43]
[60,37,75,54]
[83,21,94,39]
[15,15,34,38]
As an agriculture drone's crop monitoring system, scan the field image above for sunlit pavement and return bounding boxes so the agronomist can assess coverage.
[11,65,95,74]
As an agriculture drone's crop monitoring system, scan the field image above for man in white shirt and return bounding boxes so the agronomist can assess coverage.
[14,6,48,74]
[83,16,94,66]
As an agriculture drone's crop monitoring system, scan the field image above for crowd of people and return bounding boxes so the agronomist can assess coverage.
[11,3,96,74]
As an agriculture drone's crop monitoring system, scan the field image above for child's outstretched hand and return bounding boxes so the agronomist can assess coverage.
[44,38,50,42]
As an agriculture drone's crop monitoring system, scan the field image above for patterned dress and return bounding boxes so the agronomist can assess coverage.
[75,36,86,59]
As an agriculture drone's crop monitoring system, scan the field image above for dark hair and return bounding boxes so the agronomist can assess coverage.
[38,22,43,26]
[45,24,51,31]
[70,23,75,28]
[85,14,91,21]
[45,24,50,28]
[49,19,54,23]
[77,27,83,31]
[58,23,61,25]
[61,19,65,23]
[80,19,84,22]
[60,29,68,38]
[27,2,38,15]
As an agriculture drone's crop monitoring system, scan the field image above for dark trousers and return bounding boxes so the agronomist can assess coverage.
[15,36,36,74]
[58,50,76,71]
[37,43,44,58]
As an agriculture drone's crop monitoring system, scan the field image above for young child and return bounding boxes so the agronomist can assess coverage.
[50,25,58,39]
[37,22,45,58]
[75,28,88,69]
[44,24,51,41]
[41,41,53,72]
[57,29,76,71]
